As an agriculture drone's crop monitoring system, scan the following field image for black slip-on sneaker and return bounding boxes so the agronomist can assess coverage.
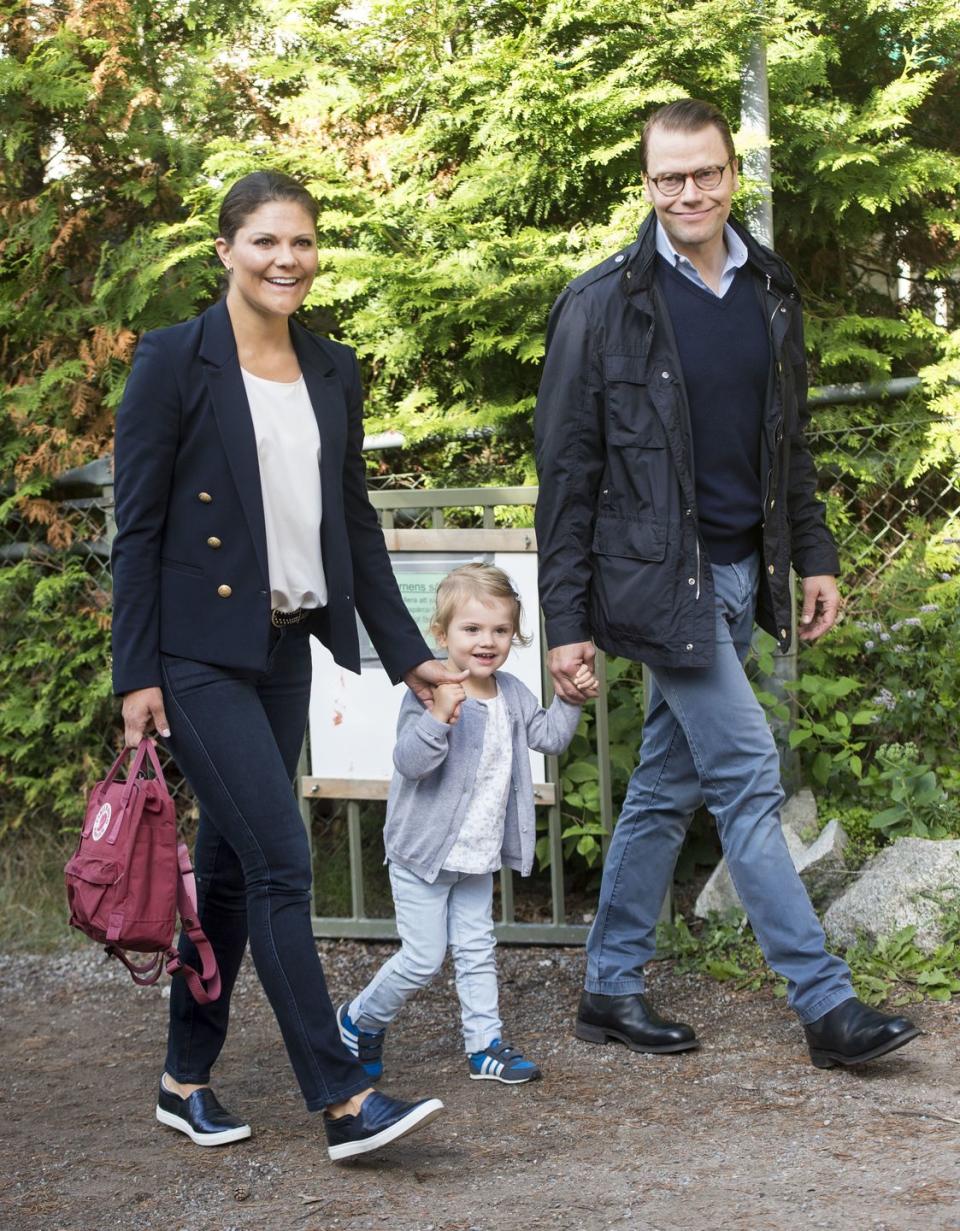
[324,1090,443,1162]
[156,1078,251,1146]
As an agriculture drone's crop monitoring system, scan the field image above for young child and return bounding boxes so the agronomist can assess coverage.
[339,563,597,1084]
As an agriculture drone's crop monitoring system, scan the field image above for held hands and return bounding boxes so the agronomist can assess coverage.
[121,686,170,748]
[571,662,600,700]
[547,641,598,704]
[403,659,470,724]
[432,679,468,725]
[798,575,841,642]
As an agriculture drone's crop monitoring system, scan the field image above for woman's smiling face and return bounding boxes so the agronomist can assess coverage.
[216,199,318,319]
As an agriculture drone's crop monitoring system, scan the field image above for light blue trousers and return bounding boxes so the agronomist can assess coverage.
[350,863,502,1054]
[585,553,854,1024]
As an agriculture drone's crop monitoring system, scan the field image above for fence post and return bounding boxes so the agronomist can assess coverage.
[595,649,613,859]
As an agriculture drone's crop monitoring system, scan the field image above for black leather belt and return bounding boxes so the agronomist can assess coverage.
[271,607,309,627]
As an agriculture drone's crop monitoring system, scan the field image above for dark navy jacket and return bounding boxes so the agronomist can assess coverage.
[111,298,430,695]
[534,211,840,669]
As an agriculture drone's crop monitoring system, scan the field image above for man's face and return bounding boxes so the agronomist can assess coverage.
[643,123,738,256]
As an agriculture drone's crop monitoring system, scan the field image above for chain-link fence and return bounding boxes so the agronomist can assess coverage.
[806,416,960,611]
[0,458,198,825]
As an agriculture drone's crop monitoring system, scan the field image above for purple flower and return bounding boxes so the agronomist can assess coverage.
[879,632,891,642]
[864,639,875,650]
[919,603,940,613]
[903,617,921,627]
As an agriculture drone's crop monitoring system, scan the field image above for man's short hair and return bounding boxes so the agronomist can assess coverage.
[640,99,736,172]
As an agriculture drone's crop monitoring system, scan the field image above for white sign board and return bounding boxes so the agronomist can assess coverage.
[308,551,545,785]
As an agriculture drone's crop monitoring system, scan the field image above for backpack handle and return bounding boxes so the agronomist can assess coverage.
[95,740,170,846]
[98,738,169,803]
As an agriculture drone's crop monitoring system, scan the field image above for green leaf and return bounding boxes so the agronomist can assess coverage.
[703,959,745,981]
[869,806,906,830]
[812,751,833,785]
[562,759,599,784]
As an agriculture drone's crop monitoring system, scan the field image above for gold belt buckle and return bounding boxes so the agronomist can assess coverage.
[271,608,305,627]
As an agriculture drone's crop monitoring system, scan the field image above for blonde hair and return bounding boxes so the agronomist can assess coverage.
[430,563,533,648]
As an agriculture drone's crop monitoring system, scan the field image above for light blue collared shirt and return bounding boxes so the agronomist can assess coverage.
[655,221,748,298]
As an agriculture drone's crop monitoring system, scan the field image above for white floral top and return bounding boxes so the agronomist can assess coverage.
[442,688,513,875]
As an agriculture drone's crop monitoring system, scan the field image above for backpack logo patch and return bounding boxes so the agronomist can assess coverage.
[92,802,112,841]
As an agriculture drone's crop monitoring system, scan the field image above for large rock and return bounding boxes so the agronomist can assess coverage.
[794,819,850,910]
[694,808,849,919]
[694,825,807,918]
[780,789,819,842]
[824,838,960,953]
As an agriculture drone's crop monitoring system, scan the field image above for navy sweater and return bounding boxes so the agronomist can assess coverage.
[656,256,770,565]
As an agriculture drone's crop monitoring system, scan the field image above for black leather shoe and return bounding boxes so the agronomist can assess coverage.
[324,1090,444,1162]
[156,1078,251,1146]
[575,991,699,1053]
[804,997,920,1068]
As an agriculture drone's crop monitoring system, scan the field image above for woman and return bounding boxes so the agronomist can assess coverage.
[112,170,458,1161]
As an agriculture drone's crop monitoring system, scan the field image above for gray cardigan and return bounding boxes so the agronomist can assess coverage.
[384,670,582,883]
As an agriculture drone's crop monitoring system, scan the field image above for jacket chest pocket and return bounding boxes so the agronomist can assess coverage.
[603,354,666,449]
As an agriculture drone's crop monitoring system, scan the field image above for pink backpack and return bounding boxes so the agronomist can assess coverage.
[65,739,221,1004]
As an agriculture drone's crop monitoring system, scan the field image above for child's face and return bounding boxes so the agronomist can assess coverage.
[436,595,515,681]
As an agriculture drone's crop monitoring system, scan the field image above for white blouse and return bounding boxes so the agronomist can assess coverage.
[442,688,513,876]
[241,368,328,612]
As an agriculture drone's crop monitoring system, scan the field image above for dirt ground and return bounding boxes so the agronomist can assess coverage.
[2,939,958,1231]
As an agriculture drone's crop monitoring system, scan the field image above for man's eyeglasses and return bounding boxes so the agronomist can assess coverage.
[646,157,736,197]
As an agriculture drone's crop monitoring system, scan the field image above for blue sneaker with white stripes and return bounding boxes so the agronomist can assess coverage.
[468,1039,541,1084]
[337,1002,386,1081]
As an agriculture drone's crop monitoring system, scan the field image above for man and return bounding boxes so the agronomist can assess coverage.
[534,99,918,1068]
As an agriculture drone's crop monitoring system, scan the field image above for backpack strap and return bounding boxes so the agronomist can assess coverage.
[106,947,164,986]
[163,842,222,1006]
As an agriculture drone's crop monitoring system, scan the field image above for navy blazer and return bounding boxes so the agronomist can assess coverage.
[111,298,430,695]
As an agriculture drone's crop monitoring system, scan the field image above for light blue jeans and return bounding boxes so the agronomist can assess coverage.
[585,553,854,1024]
[349,863,502,1054]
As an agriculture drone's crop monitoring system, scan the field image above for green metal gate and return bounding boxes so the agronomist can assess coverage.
[301,486,617,944]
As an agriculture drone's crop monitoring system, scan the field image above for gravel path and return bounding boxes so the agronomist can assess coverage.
[1,940,957,1231]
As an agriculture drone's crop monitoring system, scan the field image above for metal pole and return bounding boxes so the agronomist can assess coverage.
[595,649,613,859]
[740,34,774,247]
[742,25,800,788]
[346,800,366,919]
[540,611,566,926]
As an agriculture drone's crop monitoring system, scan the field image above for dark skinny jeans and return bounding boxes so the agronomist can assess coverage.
[160,625,369,1111]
